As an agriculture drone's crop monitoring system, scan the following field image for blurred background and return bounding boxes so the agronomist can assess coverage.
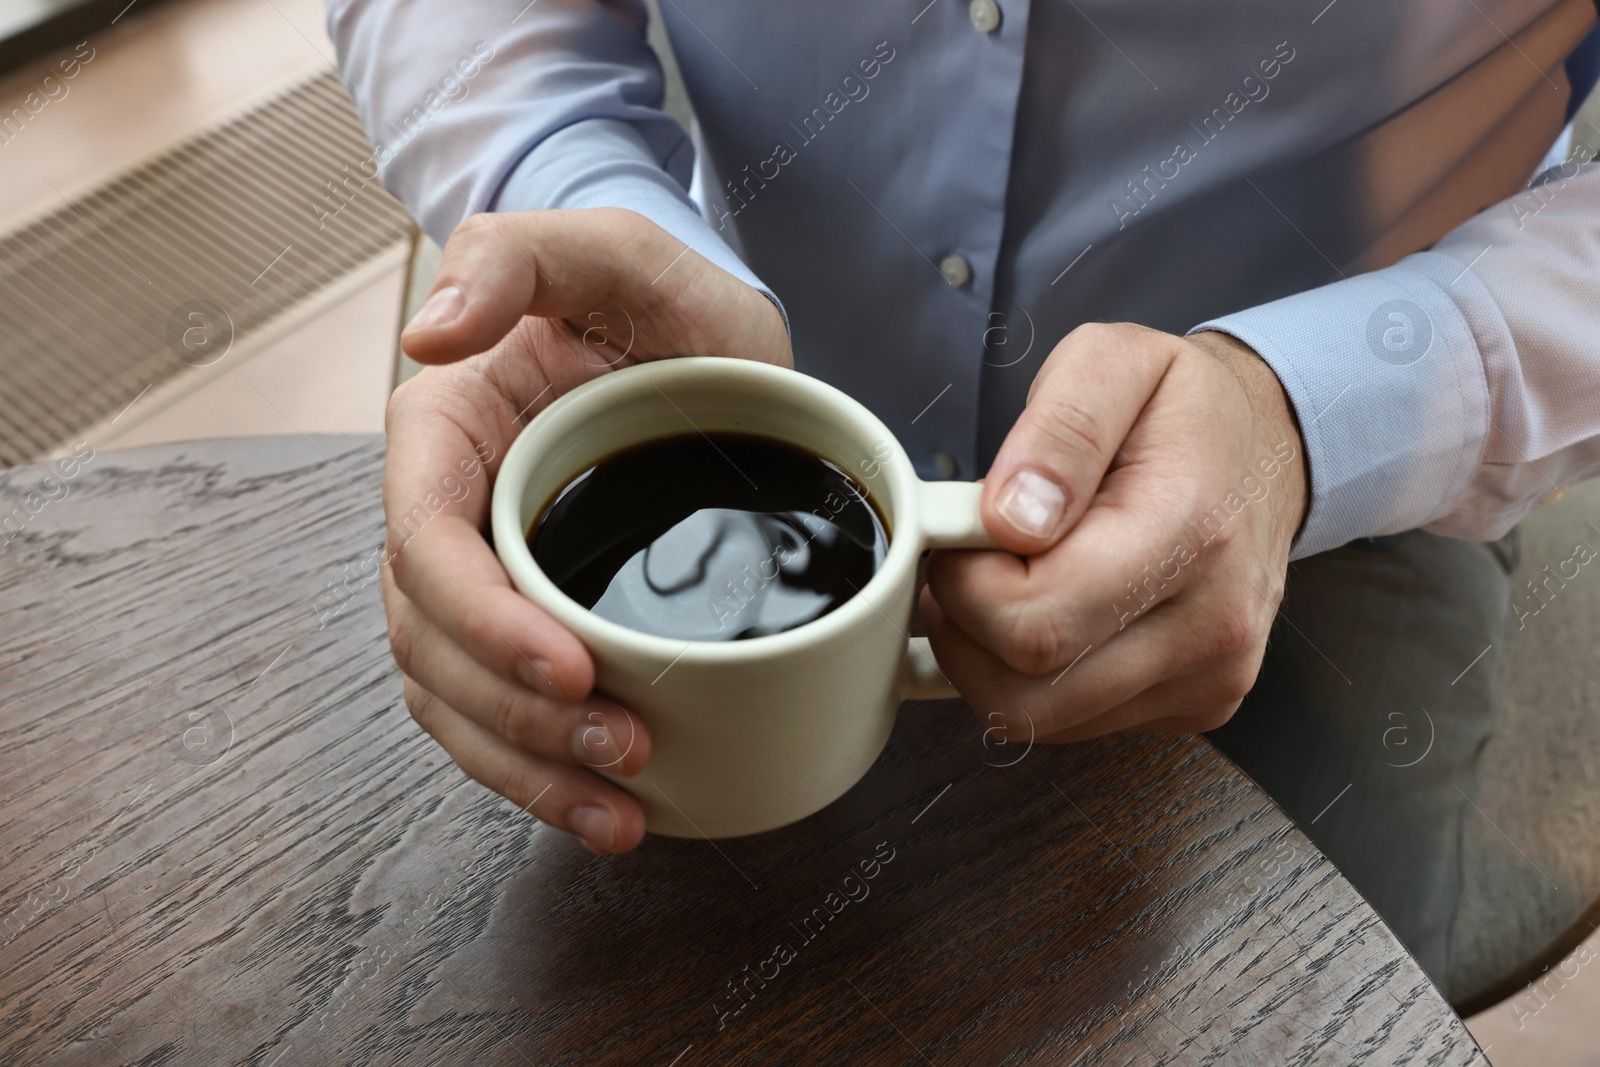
[0,1,1597,1063]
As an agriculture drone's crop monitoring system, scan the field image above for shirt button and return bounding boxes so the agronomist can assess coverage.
[1541,486,1569,505]
[932,452,959,479]
[969,0,1002,33]
[939,253,972,288]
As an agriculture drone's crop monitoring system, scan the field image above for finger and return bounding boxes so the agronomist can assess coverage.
[389,588,649,776]
[382,390,594,702]
[925,491,1200,677]
[405,679,647,853]
[401,209,664,363]
[1034,667,1253,743]
[981,322,1183,553]
[384,529,594,703]
[400,208,785,366]
[922,587,1197,737]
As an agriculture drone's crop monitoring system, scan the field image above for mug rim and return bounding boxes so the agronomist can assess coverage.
[490,357,924,664]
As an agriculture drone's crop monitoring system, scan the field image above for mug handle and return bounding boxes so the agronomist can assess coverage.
[898,480,1000,700]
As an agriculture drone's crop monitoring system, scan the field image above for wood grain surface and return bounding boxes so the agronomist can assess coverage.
[0,435,1487,1066]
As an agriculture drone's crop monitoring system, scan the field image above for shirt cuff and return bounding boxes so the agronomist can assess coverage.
[1189,252,1491,560]
[491,117,788,332]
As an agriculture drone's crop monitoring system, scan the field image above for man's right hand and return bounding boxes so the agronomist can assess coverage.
[382,207,792,853]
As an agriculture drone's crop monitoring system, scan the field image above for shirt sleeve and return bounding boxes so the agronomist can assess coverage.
[1192,157,1600,559]
[324,0,776,300]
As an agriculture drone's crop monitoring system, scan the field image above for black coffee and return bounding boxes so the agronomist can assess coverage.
[530,433,888,641]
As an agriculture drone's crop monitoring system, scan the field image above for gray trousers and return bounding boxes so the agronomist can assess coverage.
[1209,528,1519,989]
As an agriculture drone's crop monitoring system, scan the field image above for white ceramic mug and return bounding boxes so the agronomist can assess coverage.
[491,357,998,838]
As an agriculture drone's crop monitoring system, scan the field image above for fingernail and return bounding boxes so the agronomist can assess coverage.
[571,718,613,766]
[997,469,1066,539]
[569,806,616,852]
[404,285,463,334]
[518,658,556,694]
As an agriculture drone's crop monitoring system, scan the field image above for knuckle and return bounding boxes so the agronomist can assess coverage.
[402,678,440,734]
[450,211,498,246]
[384,378,409,433]
[1066,321,1122,348]
[1066,320,1174,377]
[1216,657,1262,706]
[1064,320,1150,359]
[1034,395,1109,464]
[455,603,504,664]
[1187,500,1240,550]
[387,607,417,675]
[1200,601,1262,661]
[598,205,655,240]
[488,686,534,748]
[1189,702,1243,733]
[385,534,414,589]
[994,605,1067,676]
[491,762,543,811]
[585,206,655,261]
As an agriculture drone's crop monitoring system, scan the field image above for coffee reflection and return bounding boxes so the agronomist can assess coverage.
[530,433,888,641]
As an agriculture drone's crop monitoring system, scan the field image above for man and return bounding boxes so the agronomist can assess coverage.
[329,0,1600,989]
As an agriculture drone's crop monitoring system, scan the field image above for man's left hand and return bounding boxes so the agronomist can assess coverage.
[923,324,1308,742]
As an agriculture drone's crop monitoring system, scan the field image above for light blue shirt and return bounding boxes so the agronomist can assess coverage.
[329,0,1600,559]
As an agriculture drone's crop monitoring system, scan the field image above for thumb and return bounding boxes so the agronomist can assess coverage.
[981,323,1178,554]
[400,207,788,366]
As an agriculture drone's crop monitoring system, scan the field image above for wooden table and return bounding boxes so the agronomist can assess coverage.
[0,435,1487,1066]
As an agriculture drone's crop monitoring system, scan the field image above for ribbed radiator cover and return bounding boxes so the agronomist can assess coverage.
[0,71,412,465]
